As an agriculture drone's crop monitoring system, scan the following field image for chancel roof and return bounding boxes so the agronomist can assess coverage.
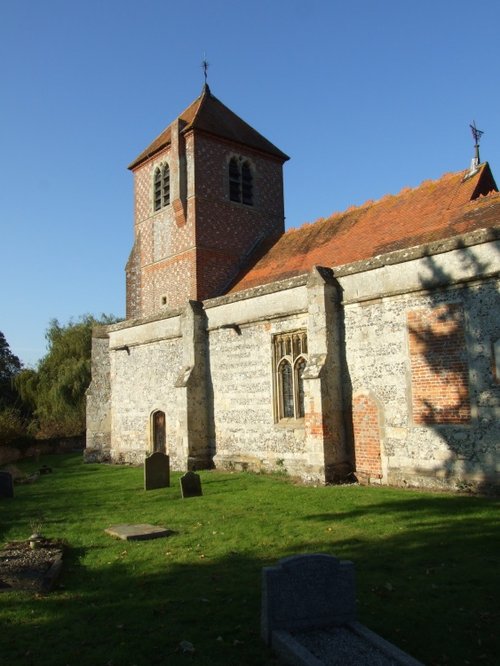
[229,163,499,293]
[129,84,289,169]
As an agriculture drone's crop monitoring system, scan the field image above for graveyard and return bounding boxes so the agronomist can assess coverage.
[0,453,498,665]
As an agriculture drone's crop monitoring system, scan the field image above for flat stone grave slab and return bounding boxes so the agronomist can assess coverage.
[180,471,202,498]
[105,524,174,541]
[144,452,170,490]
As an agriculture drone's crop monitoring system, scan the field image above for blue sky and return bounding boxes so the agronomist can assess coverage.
[1,0,499,366]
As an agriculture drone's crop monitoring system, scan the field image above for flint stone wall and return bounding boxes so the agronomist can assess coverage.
[339,238,500,490]
[206,284,309,476]
[86,234,499,490]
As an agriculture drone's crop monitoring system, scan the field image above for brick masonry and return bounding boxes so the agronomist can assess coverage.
[352,393,382,481]
[126,129,285,317]
[343,274,499,490]
[408,303,471,425]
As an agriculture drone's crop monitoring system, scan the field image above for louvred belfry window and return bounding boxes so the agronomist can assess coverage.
[161,164,170,207]
[241,161,253,205]
[153,163,170,211]
[274,331,308,421]
[228,157,253,206]
[154,167,162,211]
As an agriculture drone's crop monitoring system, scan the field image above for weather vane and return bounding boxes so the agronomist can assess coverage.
[470,120,484,164]
[201,56,209,85]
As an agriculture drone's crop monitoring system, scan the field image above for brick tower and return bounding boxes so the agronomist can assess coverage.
[125,84,289,319]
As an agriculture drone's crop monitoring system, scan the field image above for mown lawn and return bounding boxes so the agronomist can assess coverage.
[0,454,498,666]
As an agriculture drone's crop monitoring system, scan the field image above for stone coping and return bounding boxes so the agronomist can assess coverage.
[272,622,425,666]
[93,226,498,337]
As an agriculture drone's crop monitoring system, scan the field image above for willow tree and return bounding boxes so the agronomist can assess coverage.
[15,315,117,439]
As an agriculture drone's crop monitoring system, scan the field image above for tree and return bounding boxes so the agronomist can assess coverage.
[15,314,118,439]
[0,331,25,444]
[0,331,22,408]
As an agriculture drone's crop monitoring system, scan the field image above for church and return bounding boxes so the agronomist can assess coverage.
[85,84,500,491]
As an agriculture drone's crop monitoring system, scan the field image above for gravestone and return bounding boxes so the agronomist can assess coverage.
[0,471,14,499]
[180,471,202,498]
[144,452,170,490]
[261,553,356,644]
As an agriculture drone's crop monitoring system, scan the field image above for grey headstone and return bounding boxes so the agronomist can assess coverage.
[0,471,14,498]
[180,471,202,498]
[144,452,170,490]
[261,553,356,644]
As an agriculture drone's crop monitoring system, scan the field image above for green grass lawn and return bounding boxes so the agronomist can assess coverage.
[0,454,498,666]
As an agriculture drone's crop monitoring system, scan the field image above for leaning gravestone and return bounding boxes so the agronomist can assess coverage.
[0,471,14,499]
[180,471,202,498]
[144,452,170,490]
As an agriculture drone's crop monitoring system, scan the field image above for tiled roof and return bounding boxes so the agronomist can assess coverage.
[129,84,289,169]
[229,163,499,293]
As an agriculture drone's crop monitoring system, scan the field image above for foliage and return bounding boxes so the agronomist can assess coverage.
[0,331,25,445]
[0,407,26,444]
[0,455,498,666]
[0,330,22,409]
[14,315,118,439]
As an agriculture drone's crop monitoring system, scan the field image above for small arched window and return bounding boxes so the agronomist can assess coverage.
[153,163,170,212]
[228,157,253,206]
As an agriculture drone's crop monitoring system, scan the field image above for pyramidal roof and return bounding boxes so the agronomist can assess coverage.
[229,162,499,293]
[129,84,289,169]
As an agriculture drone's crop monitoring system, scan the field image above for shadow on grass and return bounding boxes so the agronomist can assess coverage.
[2,551,281,666]
[2,508,499,666]
[1,458,499,666]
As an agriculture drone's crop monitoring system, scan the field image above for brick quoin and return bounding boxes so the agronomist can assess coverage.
[408,304,471,425]
[352,394,382,480]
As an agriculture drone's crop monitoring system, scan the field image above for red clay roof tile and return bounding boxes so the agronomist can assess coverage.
[229,163,499,293]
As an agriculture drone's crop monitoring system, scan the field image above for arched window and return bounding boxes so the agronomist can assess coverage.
[274,331,308,421]
[295,357,307,418]
[151,410,166,453]
[229,157,240,202]
[241,161,253,205]
[279,360,294,418]
[161,164,170,207]
[228,157,253,206]
[154,167,162,211]
[153,163,170,212]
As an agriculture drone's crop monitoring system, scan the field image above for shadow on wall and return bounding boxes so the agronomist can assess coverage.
[408,239,500,493]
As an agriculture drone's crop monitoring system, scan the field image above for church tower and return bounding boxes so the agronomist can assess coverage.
[125,85,289,319]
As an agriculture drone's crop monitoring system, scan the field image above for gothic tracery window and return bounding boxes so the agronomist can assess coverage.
[274,331,308,421]
[154,163,170,211]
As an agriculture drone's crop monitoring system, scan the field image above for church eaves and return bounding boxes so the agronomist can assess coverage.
[228,162,499,293]
[128,84,289,170]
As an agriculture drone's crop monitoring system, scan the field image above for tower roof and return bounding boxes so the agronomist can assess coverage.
[128,84,289,170]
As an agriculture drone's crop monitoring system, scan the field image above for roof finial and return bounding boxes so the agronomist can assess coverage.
[201,55,210,94]
[469,120,484,172]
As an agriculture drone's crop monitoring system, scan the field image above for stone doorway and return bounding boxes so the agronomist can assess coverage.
[152,410,166,453]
